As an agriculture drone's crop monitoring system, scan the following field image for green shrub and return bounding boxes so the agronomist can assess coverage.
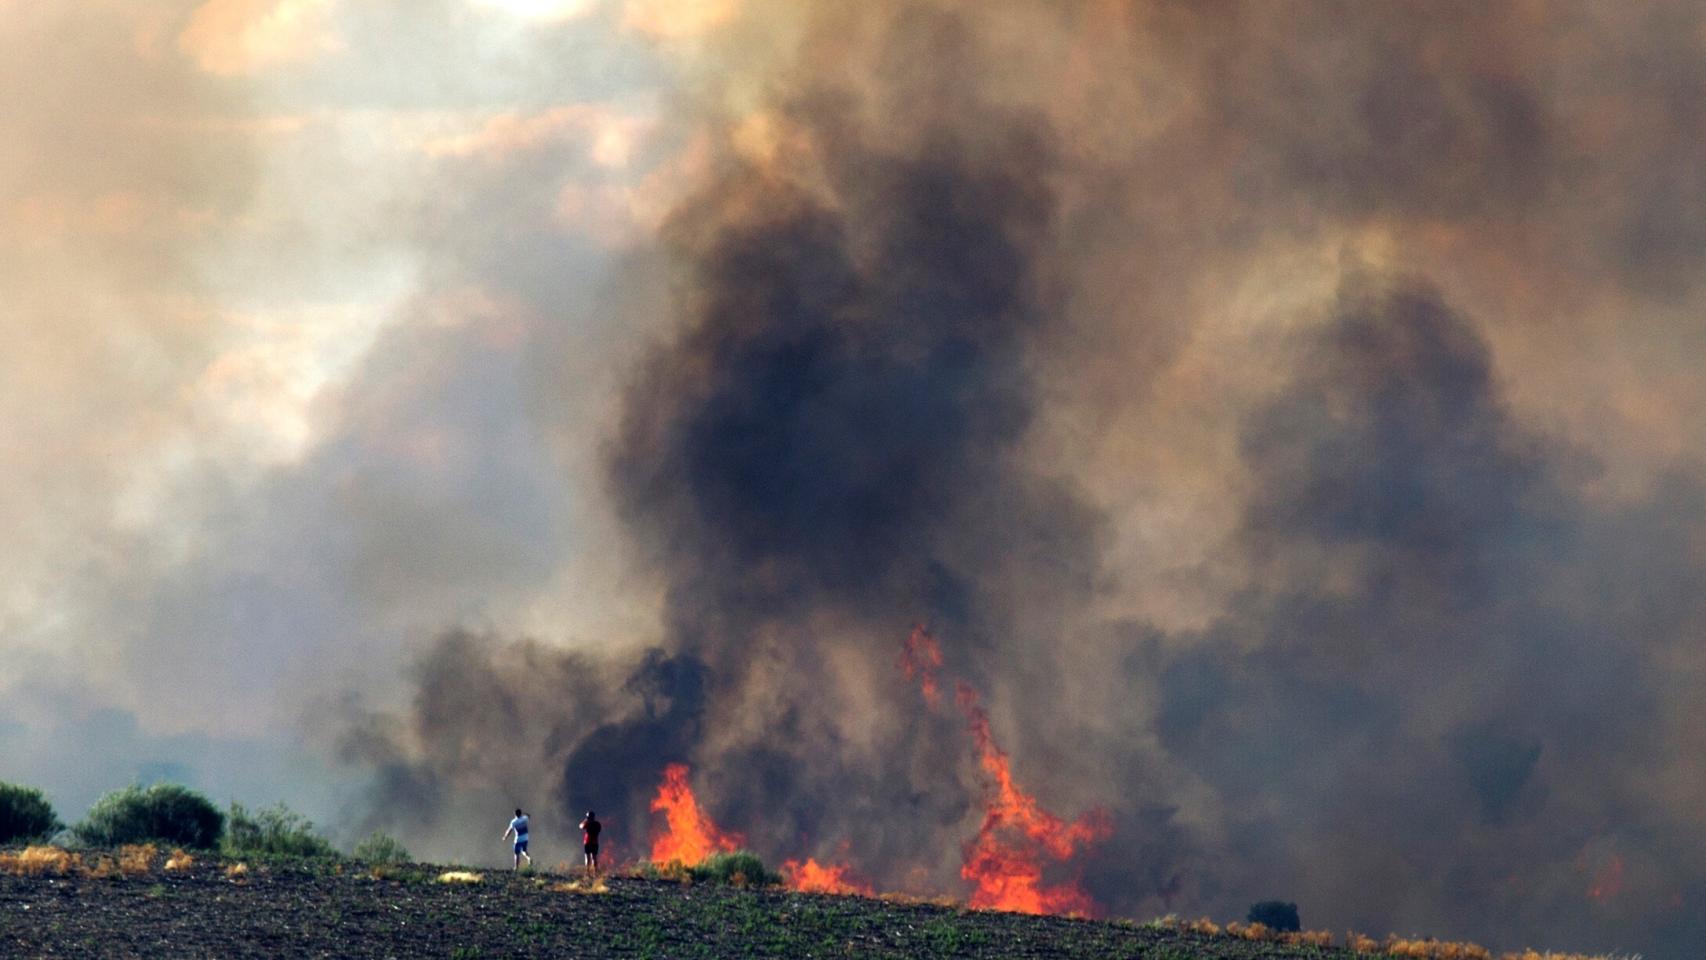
[351,830,410,864]
[0,782,63,843]
[222,802,336,859]
[631,859,689,882]
[75,784,224,848]
[687,850,780,887]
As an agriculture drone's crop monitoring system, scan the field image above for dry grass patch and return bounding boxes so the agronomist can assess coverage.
[1382,936,1493,959]
[0,846,79,876]
[117,843,158,876]
[84,855,120,879]
[873,891,961,910]
[551,877,609,894]
[1347,932,1383,952]
[1226,921,1274,941]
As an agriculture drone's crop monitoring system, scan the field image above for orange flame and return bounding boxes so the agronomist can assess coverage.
[953,680,1112,915]
[782,857,876,896]
[900,623,944,705]
[649,763,743,865]
[899,626,1111,916]
[1588,854,1625,902]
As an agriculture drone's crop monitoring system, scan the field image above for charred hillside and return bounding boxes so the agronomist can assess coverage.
[0,854,1414,960]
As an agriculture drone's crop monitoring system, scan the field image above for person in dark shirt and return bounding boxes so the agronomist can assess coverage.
[578,811,601,875]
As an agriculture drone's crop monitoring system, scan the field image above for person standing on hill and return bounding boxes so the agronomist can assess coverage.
[579,811,601,875]
[503,808,532,871]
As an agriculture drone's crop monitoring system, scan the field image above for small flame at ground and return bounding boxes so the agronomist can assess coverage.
[649,763,744,865]
[782,857,876,896]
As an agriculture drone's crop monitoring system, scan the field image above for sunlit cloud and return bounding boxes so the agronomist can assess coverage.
[178,0,343,76]
[419,104,651,167]
[468,0,600,22]
[189,297,406,466]
[622,0,739,42]
[11,190,222,241]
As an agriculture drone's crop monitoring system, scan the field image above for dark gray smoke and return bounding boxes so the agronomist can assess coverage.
[594,8,1105,879]
[337,3,1706,957]
[1158,278,1706,954]
[343,4,1110,893]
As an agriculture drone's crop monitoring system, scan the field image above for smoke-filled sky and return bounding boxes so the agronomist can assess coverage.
[8,1,1706,955]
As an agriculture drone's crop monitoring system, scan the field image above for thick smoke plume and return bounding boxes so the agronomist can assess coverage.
[338,3,1706,957]
[589,6,1104,897]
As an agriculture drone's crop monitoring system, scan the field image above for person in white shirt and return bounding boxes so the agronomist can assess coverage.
[503,808,532,870]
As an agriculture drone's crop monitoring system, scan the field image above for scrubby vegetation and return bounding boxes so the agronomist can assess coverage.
[635,849,783,887]
[73,784,224,848]
[0,781,63,843]
[688,850,781,887]
[222,802,337,859]
[351,830,411,864]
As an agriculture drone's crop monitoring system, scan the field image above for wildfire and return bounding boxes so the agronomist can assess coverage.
[649,763,743,865]
[641,630,1109,918]
[782,856,876,896]
[900,626,1111,916]
[953,680,1112,915]
[900,623,944,705]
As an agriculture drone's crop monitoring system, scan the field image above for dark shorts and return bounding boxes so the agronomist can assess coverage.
[583,843,598,856]
[514,837,529,854]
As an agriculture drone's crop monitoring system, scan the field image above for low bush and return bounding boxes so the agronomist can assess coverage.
[1248,900,1301,932]
[75,784,224,848]
[223,802,336,859]
[687,850,780,887]
[352,830,410,864]
[0,782,63,843]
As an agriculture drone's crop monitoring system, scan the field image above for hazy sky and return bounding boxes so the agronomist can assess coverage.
[8,3,1706,957]
[2,0,699,810]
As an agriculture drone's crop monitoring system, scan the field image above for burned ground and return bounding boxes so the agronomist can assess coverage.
[2,851,1387,960]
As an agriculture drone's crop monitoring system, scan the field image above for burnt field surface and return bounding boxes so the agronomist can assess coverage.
[0,853,1358,960]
